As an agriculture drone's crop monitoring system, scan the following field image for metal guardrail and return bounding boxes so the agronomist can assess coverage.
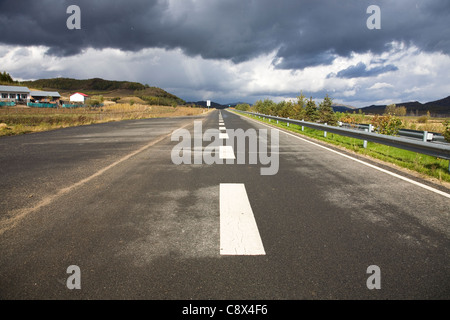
[235,110,450,163]
[339,122,446,142]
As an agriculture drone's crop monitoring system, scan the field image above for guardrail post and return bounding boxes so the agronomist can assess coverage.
[423,131,428,142]
[364,128,368,148]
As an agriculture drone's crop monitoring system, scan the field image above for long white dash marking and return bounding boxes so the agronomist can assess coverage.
[220,183,266,255]
[219,145,235,159]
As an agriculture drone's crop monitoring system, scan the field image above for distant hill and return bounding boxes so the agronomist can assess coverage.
[21,77,147,92]
[186,101,227,109]
[332,104,357,113]
[19,77,185,106]
[359,96,450,116]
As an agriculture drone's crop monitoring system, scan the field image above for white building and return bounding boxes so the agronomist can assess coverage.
[70,92,89,103]
[0,85,31,103]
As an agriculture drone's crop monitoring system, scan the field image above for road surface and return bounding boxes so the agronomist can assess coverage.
[0,109,449,302]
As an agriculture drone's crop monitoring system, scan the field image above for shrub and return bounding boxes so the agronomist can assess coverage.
[86,95,104,107]
[443,120,450,142]
[417,115,428,123]
[371,115,403,136]
[235,103,250,111]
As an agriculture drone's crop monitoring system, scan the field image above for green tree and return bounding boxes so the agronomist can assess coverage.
[304,97,318,122]
[289,92,306,120]
[235,103,250,111]
[318,94,337,125]
[254,99,276,115]
[396,106,407,117]
[279,101,294,118]
[0,71,13,83]
[384,104,397,115]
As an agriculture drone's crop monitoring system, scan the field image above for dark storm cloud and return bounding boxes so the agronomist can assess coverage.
[1,0,449,69]
[330,62,398,79]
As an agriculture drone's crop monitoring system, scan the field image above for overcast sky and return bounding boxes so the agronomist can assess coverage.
[1,0,449,107]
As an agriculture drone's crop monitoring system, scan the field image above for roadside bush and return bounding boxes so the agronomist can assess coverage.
[253,99,277,115]
[417,115,428,123]
[443,120,450,142]
[86,95,104,107]
[371,114,403,136]
[235,103,250,111]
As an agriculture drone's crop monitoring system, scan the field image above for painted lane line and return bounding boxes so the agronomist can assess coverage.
[219,132,229,139]
[219,145,235,159]
[219,126,227,131]
[220,183,266,255]
[236,111,450,199]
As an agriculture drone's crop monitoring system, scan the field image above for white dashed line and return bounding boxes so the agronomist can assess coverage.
[220,183,266,255]
[219,146,236,159]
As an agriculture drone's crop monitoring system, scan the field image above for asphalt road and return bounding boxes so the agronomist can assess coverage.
[0,109,449,301]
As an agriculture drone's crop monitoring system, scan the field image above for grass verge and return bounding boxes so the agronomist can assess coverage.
[237,111,450,184]
[0,104,208,136]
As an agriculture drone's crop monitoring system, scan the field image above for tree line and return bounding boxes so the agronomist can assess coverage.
[235,93,338,125]
[0,71,15,84]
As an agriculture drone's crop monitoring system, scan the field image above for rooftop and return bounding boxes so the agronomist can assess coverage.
[71,92,89,97]
[30,91,61,97]
[0,85,31,93]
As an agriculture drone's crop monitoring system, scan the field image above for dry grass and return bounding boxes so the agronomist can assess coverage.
[0,103,208,136]
[340,113,448,134]
[400,117,446,133]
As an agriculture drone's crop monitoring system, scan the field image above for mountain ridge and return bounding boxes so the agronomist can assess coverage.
[358,96,450,116]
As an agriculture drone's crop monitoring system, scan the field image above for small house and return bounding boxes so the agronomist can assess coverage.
[70,92,89,103]
[0,85,31,103]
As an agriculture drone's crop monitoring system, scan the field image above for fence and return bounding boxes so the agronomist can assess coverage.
[235,110,450,170]
[0,102,16,107]
[27,102,57,108]
[62,104,85,108]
